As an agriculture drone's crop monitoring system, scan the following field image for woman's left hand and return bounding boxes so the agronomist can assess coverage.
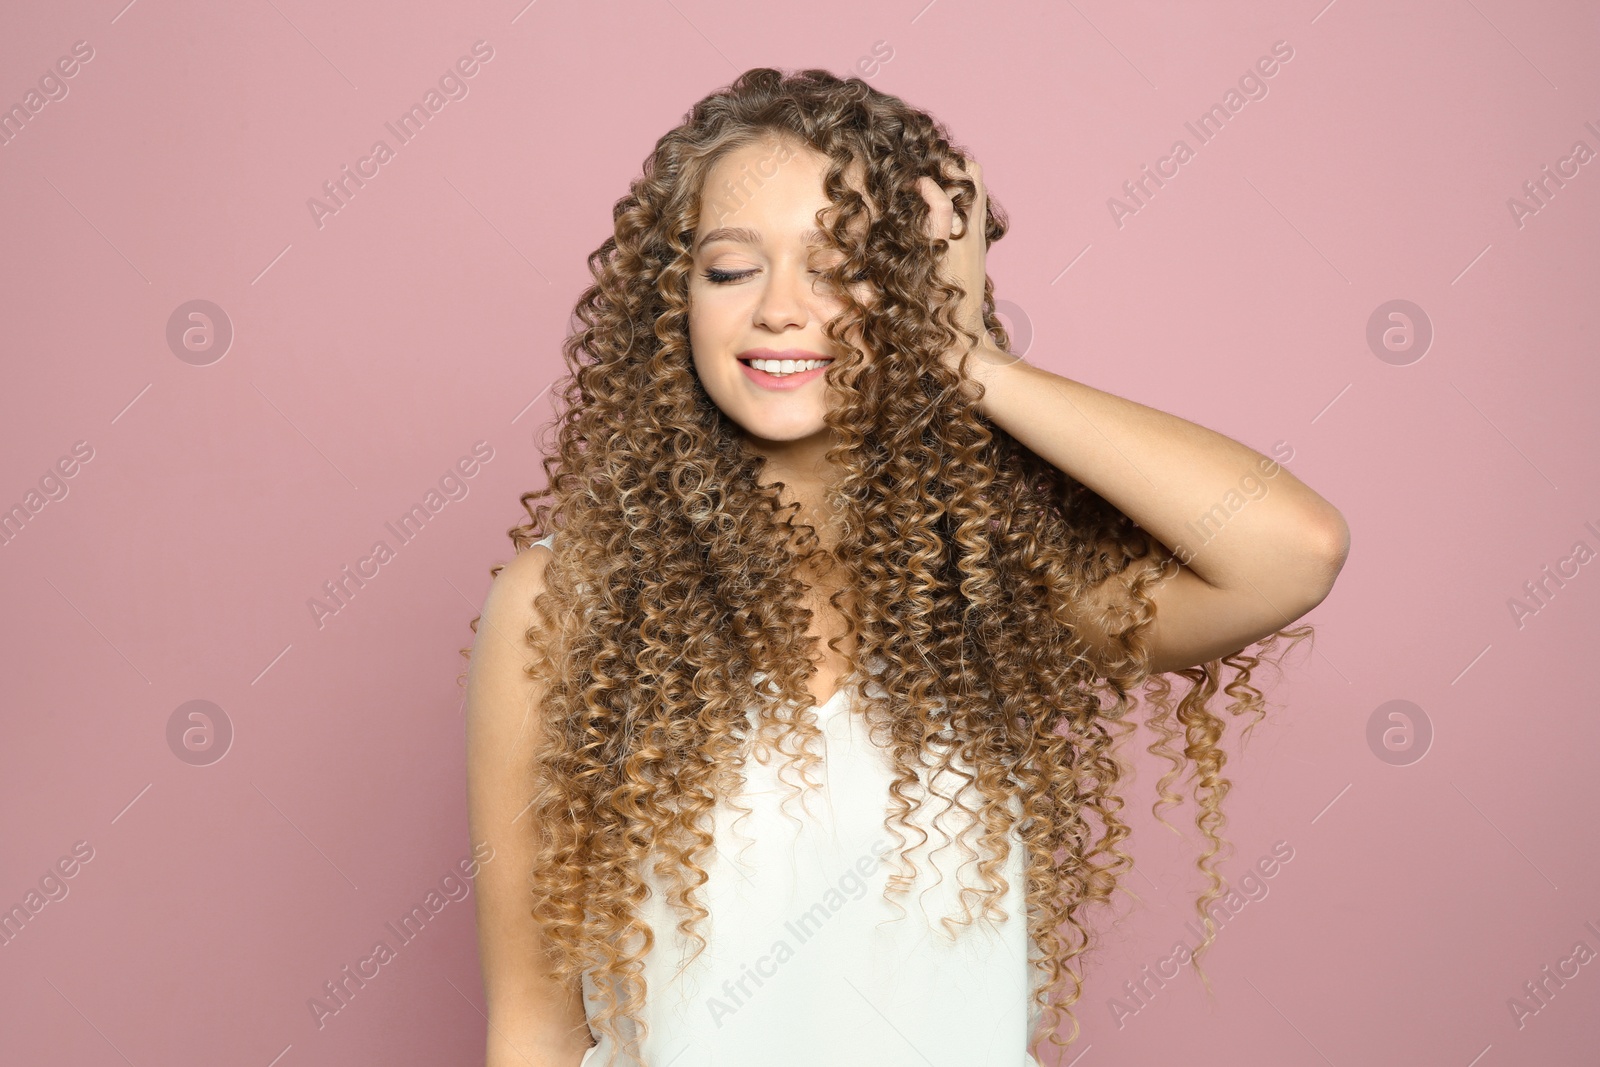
[916,159,1015,385]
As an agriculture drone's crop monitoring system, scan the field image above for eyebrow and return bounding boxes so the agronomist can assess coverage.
[695,226,830,254]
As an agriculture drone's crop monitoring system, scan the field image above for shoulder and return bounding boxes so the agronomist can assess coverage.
[467,537,561,727]
[492,535,556,596]
[475,538,558,646]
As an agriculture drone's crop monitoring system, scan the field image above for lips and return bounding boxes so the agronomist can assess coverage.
[737,353,833,391]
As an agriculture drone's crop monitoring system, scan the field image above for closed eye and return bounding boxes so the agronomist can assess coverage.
[702,267,757,284]
[700,267,872,285]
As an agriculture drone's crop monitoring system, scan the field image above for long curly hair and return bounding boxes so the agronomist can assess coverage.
[462,67,1312,1065]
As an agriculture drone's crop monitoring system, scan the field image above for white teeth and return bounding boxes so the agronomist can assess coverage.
[746,358,831,375]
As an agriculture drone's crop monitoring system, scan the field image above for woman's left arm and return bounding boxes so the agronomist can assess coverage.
[970,350,1350,674]
[921,162,1351,675]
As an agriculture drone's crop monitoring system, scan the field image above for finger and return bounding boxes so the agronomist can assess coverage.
[947,180,969,240]
[965,160,986,235]
[920,176,952,240]
[916,176,954,241]
[943,159,981,240]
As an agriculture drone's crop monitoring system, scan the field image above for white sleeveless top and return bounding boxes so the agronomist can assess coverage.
[531,534,1046,1066]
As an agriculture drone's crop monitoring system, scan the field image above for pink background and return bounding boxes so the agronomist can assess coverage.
[3,0,1598,1064]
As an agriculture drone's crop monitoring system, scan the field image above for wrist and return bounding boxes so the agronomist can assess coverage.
[968,340,1023,384]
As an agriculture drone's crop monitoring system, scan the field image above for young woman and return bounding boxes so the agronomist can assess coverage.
[463,68,1349,1067]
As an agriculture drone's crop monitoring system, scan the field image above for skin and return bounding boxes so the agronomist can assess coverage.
[689,137,1351,676]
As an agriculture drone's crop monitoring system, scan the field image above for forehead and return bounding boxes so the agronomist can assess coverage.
[694,139,868,246]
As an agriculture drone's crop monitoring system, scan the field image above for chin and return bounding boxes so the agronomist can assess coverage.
[737,414,830,445]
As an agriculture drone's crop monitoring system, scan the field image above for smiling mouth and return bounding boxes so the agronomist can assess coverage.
[738,356,834,377]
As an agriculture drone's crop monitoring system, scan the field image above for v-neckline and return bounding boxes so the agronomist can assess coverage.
[815,682,850,711]
[811,666,864,714]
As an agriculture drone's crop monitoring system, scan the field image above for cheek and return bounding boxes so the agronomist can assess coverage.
[689,287,737,334]
[687,292,715,347]
[688,298,734,379]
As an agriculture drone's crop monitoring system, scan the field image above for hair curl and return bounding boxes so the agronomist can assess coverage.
[461,67,1313,1066]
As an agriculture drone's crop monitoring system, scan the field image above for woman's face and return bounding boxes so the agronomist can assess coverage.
[688,139,868,449]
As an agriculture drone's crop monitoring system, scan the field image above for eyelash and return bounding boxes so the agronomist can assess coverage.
[702,268,755,284]
[701,267,871,285]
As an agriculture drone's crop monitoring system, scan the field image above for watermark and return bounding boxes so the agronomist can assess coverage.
[991,298,1033,358]
[166,699,234,767]
[849,39,894,80]
[0,840,96,949]
[1506,520,1600,630]
[0,439,95,549]
[0,39,95,149]
[166,299,234,366]
[1366,699,1432,766]
[1506,918,1600,1030]
[704,837,893,1028]
[1107,40,1296,229]
[1366,299,1433,366]
[308,440,495,629]
[307,840,495,1029]
[705,137,802,224]
[1109,839,1295,1028]
[1170,441,1295,566]
[1505,120,1599,231]
[307,41,495,230]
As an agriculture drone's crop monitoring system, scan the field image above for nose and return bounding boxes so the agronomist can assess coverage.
[752,261,811,333]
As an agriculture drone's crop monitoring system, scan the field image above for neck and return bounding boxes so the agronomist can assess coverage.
[744,429,841,537]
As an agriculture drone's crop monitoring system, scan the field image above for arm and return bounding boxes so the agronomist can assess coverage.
[465,544,596,1067]
[969,351,1349,675]
[918,161,1349,675]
